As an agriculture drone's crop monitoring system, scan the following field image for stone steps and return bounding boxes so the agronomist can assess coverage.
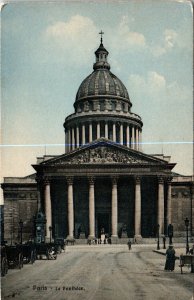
[73,237,190,245]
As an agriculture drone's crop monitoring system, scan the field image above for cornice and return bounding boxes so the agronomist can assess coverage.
[64,113,143,128]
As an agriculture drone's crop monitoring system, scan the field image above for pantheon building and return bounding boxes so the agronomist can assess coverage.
[2,36,193,243]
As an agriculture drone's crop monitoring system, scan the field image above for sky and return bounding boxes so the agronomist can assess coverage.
[1,0,193,194]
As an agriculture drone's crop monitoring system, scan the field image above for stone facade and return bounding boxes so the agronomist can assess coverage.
[2,144,193,243]
[171,175,193,237]
[1,175,38,243]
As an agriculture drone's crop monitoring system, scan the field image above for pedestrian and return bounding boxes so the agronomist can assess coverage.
[127,239,132,250]
[189,244,194,255]
[189,245,194,273]
[164,245,176,271]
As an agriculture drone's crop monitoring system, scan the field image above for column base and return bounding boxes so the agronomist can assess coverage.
[88,235,96,240]
[121,232,128,238]
[87,236,97,245]
[79,233,86,239]
[66,235,75,241]
[45,237,52,243]
[111,235,118,244]
[134,235,142,244]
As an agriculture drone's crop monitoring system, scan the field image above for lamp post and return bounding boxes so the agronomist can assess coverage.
[157,224,160,250]
[184,217,189,254]
[49,226,52,243]
[19,219,23,245]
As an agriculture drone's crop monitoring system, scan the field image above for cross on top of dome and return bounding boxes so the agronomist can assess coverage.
[99,30,104,44]
[93,30,110,70]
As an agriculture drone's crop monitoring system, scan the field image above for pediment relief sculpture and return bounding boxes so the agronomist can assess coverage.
[51,146,153,165]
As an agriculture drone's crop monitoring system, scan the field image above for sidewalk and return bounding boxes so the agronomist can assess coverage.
[153,244,187,258]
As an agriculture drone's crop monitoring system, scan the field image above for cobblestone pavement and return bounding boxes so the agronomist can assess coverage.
[1,244,194,300]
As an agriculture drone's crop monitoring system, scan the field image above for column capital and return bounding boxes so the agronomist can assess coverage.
[134,176,141,184]
[43,176,51,185]
[111,176,118,185]
[167,176,173,184]
[88,176,95,185]
[66,176,74,185]
[157,176,165,184]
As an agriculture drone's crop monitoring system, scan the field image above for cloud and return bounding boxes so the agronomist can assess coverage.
[43,14,147,68]
[150,28,178,57]
[128,71,191,110]
[117,15,146,48]
[44,15,98,65]
[46,15,95,40]
[129,71,166,97]
[148,71,166,89]
[164,29,177,49]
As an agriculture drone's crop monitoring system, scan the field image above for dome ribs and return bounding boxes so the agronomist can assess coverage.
[98,70,106,95]
[75,42,131,104]
[93,71,100,95]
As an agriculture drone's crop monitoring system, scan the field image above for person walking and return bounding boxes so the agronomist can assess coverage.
[127,239,132,250]
[164,245,176,271]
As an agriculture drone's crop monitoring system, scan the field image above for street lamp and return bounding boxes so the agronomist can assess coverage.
[184,217,189,254]
[157,224,160,250]
[19,219,23,244]
[49,226,52,243]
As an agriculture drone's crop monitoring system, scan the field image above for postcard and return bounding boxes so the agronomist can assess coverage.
[1,1,193,299]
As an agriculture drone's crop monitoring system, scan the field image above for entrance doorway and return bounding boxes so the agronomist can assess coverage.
[96,213,110,238]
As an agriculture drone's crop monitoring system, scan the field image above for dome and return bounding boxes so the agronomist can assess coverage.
[76,70,130,102]
[64,34,143,154]
[75,39,131,104]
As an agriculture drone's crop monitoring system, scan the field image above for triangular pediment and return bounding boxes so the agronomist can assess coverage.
[40,139,168,166]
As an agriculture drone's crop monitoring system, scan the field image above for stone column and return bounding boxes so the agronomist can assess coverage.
[105,122,108,139]
[89,123,92,143]
[44,178,52,239]
[158,177,165,234]
[88,177,95,239]
[35,175,42,212]
[76,126,79,148]
[120,123,123,145]
[111,177,118,240]
[136,128,139,151]
[139,130,142,152]
[67,177,74,239]
[126,125,130,147]
[132,126,135,149]
[68,129,71,152]
[65,130,68,153]
[72,127,75,150]
[167,178,172,226]
[97,122,100,139]
[113,123,116,142]
[134,176,142,241]
[82,124,85,145]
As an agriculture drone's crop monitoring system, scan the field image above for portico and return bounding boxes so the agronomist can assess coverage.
[34,139,175,242]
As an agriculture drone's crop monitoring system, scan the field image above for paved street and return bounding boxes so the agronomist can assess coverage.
[1,244,194,300]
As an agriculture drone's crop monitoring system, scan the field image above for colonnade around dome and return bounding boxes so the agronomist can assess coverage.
[65,121,142,152]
